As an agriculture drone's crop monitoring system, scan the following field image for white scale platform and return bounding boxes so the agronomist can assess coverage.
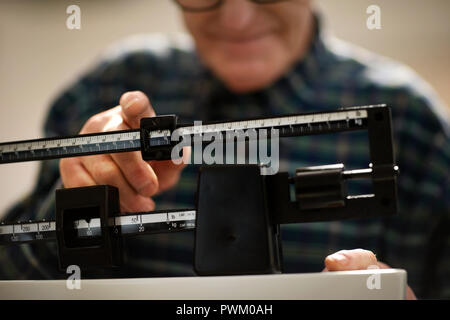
[0,269,406,300]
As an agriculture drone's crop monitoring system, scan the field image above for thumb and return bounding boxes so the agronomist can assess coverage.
[119,91,156,128]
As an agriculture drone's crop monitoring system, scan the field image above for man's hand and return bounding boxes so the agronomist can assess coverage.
[323,248,417,300]
[60,91,190,213]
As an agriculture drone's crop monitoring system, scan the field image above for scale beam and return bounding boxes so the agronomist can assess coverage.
[0,106,373,164]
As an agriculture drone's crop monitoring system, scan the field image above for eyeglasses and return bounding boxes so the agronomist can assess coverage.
[174,0,288,12]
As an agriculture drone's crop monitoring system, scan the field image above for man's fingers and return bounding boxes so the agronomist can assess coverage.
[111,150,159,197]
[119,91,156,128]
[61,155,156,212]
[324,249,378,271]
[150,146,191,194]
[80,154,155,212]
[80,106,121,134]
[79,105,160,198]
[60,157,96,188]
[101,113,160,198]
[323,250,418,299]
[61,91,185,213]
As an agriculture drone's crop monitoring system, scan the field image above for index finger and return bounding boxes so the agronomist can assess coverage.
[324,249,378,271]
[119,91,156,128]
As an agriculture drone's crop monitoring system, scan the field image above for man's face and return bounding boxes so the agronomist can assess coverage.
[181,0,313,93]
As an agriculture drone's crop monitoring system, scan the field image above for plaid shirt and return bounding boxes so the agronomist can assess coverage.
[1,18,449,299]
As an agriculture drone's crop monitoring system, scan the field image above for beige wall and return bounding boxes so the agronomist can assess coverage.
[0,0,449,218]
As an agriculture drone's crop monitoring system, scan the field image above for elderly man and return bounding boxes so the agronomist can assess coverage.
[1,0,448,299]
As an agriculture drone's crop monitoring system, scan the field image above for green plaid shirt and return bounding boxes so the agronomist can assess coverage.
[1,19,449,299]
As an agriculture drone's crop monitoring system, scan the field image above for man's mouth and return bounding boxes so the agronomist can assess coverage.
[202,29,277,58]
[205,28,274,43]
[218,32,270,43]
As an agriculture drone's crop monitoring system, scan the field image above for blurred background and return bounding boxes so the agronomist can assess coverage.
[0,0,449,218]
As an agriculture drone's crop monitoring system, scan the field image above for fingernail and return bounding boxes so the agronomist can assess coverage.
[331,253,348,265]
[124,98,139,110]
[121,93,139,110]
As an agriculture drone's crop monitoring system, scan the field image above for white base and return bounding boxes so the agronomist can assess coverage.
[0,269,406,300]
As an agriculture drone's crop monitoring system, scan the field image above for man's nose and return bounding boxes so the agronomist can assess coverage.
[218,0,258,31]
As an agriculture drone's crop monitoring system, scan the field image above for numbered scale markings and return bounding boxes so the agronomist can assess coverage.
[0,107,371,164]
[0,209,196,246]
